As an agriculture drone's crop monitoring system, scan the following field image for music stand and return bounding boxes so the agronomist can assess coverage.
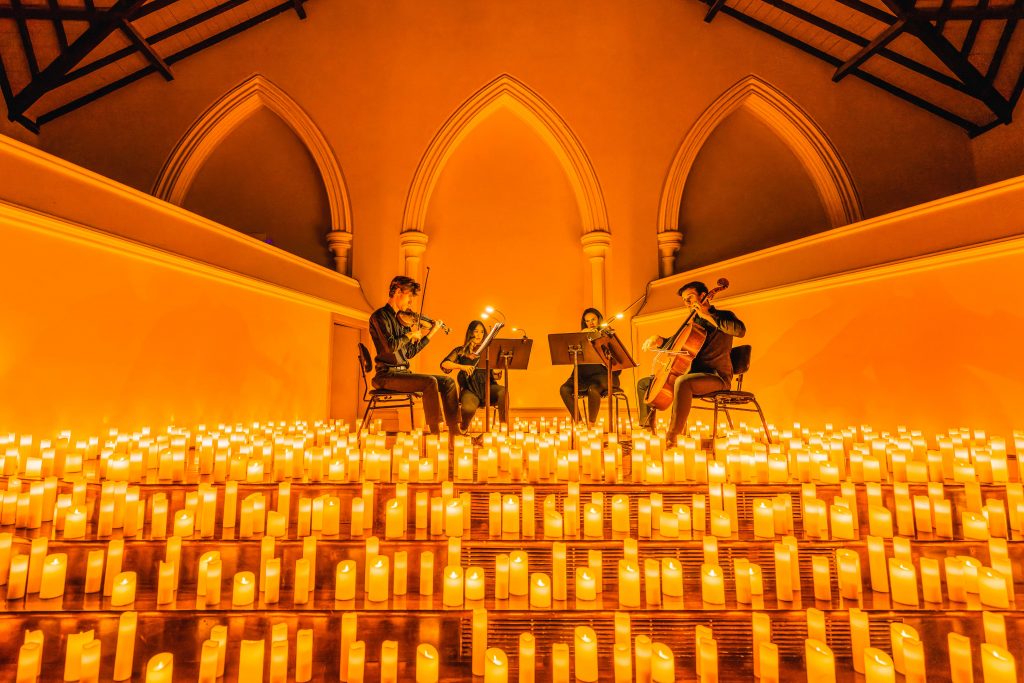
[548,332,605,445]
[480,338,533,430]
[590,330,637,429]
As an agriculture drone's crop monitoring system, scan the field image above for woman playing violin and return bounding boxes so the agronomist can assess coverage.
[636,280,745,444]
[368,275,464,436]
[558,308,620,425]
[440,320,507,431]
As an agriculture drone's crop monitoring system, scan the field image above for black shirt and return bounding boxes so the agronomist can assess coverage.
[369,305,429,374]
[441,346,495,398]
[663,306,745,384]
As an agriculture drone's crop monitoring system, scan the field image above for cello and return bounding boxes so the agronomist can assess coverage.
[643,278,729,411]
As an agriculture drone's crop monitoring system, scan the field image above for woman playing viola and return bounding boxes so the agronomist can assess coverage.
[441,320,507,431]
[558,308,620,425]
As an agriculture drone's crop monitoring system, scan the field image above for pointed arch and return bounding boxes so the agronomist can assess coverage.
[658,75,861,233]
[153,74,352,235]
[402,74,609,235]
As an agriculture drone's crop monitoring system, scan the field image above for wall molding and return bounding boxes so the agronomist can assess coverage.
[1,199,369,322]
[402,73,609,236]
[657,74,862,234]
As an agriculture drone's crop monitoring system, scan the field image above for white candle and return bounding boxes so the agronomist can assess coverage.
[530,572,551,608]
[232,571,255,606]
[144,653,172,683]
[367,556,389,603]
[981,644,1017,682]
[443,566,464,607]
[805,639,835,682]
[416,643,439,683]
[574,627,599,682]
[701,563,725,605]
[652,642,676,683]
[38,553,67,600]
[113,611,136,681]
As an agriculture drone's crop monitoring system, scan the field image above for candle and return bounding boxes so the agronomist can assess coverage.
[263,558,281,604]
[509,551,529,596]
[805,639,835,682]
[530,572,551,608]
[173,509,194,537]
[774,543,793,602]
[981,644,1017,682]
[16,642,41,683]
[367,556,389,603]
[635,635,653,683]
[963,511,990,540]
[233,571,255,606]
[103,539,124,597]
[811,555,831,601]
[110,571,136,607]
[385,498,405,539]
[574,627,598,682]
[38,553,67,600]
[576,567,597,601]
[701,563,725,604]
[416,644,439,683]
[888,559,919,606]
[753,613,771,677]
[984,611,1007,649]
[618,560,641,607]
[443,566,464,607]
[331,560,356,601]
[836,549,862,599]
[144,653,172,683]
[27,537,47,594]
[113,611,136,681]
[156,561,175,604]
[466,566,486,601]
[445,499,464,537]
[472,608,488,676]
[890,623,919,674]
[198,640,219,683]
[613,643,632,683]
[661,558,683,598]
[903,636,925,683]
[64,506,87,539]
[979,567,1010,608]
[520,633,536,683]
[652,642,675,683]
[920,557,942,603]
[339,612,357,682]
[552,643,570,681]
[948,633,973,683]
[495,554,510,600]
[759,642,779,683]
[753,498,774,538]
[420,551,434,596]
[864,648,895,683]
[503,495,520,537]
[239,640,264,681]
[296,629,313,683]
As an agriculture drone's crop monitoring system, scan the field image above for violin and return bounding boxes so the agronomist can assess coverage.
[643,278,729,410]
[397,309,450,334]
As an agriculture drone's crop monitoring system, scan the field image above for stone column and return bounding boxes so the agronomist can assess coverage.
[399,230,429,283]
[580,230,612,313]
[657,230,684,279]
[326,230,353,276]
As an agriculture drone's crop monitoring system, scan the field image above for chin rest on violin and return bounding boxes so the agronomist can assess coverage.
[397,309,450,334]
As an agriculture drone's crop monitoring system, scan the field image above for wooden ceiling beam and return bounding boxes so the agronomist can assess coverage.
[832,0,898,25]
[834,18,908,81]
[700,1,980,132]
[933,0,955,32]
[918,3,1024,21]
[47,0,70,50]
[65,0,252,82]
[0,4,95,20]
[986,0,1023,79]
[758,0,970,93]
[704,0,728,22]
[37,0,307,125]
[290,0,306,19]
[0,57,40,132]
[119,20,173,80]
[9,0,41,77]
[960,0,989,57]
[8,0,148,118]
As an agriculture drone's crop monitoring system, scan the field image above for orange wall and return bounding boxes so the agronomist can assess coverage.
[0,136,369,437]
[634,176,1024,437]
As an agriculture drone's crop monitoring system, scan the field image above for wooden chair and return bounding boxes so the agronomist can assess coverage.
[693,344,771,444]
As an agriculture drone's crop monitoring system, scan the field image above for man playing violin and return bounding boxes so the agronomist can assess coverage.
[637,281,746,445]
[369,275,464,436]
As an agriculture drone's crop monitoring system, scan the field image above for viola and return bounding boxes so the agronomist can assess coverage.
[397,309,450,334]
[643,278,729,411]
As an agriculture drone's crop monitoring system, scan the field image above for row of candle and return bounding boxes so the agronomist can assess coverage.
[14,607,1020,683]
[3,529,1016,613]
[2,418,1018,489]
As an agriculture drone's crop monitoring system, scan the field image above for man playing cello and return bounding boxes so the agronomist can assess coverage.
[637,280,746,445]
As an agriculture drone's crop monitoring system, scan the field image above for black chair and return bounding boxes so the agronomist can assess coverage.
[577,386,633,431]
[693,344,771,445]
[357,342,417,433]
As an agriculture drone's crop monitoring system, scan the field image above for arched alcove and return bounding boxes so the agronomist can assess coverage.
[416,107,584,409]
[657,75,862,273]
[153,75,354,273]
[402,74,608,236]
[182,107,333,268]
[676,107,830,271]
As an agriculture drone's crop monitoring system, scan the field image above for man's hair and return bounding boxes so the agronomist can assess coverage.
[389,275,421,297]
[676,281,708,297]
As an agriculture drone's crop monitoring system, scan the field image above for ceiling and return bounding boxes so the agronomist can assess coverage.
[0,0,1021,136]
[696,0,1024,135]
[0,0,308,131]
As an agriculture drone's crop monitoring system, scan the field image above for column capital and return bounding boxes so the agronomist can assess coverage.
[400,229,429,257]
[326,230,353,276]
[657,229,684,278]
[580,230,611,257]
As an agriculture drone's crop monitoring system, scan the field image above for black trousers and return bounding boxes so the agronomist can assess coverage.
[559,372,618,423]
[373,370,460,434]
[636,373,726,440]
[460,385,507,430]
